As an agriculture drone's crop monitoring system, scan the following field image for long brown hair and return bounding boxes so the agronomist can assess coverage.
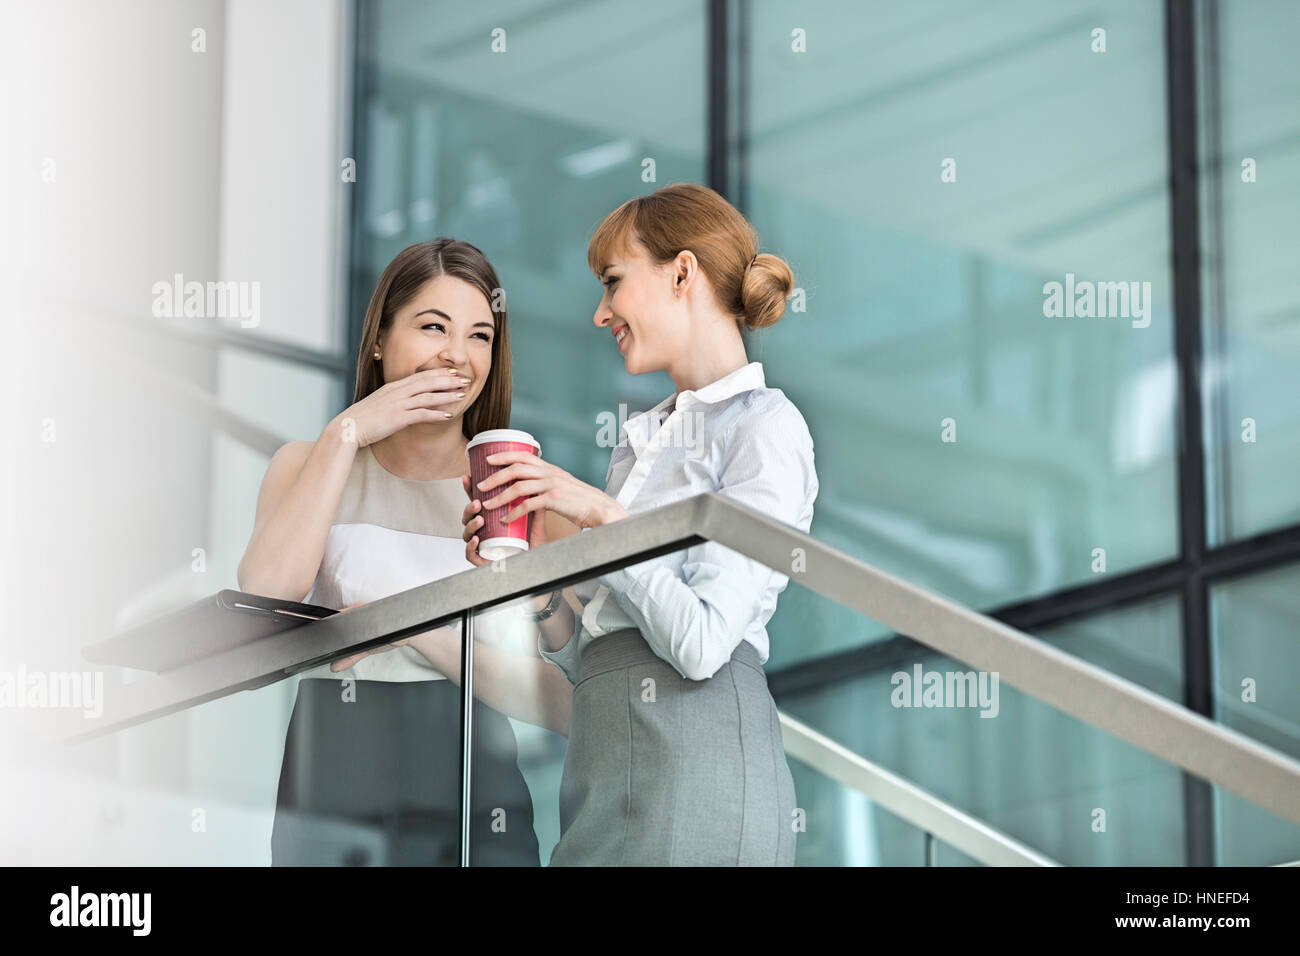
[587,182,795,331]
[352,238,511,439]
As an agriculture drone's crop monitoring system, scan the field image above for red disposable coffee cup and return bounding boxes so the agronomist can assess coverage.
[467,428,542,560]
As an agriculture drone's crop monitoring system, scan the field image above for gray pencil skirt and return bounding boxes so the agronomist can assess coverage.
[548,627,798,866]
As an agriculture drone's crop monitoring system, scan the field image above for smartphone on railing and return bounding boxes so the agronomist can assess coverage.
[84,589,339,673]
[216,589,338,622]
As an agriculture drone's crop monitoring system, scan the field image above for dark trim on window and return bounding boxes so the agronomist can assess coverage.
[733,0,751,215]
[1166,0,1214,869]
[707,0,730,197]
[707,0,750,211]
[344,0,372,404]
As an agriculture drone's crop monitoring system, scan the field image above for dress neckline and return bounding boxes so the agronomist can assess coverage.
[364,445,468,485]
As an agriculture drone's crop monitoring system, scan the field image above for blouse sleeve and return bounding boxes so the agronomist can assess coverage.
[597,401,817,681]
[535,529,594,684]
[536,599,585,684]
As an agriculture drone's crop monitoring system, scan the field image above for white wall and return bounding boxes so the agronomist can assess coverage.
[0,0,349,865]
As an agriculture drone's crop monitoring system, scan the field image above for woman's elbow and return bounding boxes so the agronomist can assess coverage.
[677,642,737,682]
[237,569,311,603]
[680,662,718,682]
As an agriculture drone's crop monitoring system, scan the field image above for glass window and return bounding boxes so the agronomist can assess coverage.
[746,0,1178,621]
[1210,560,1300,864]
[1197,0,1300,544]
[354,0,708,488]
[778,587,1188,865]
[216,347,340,448]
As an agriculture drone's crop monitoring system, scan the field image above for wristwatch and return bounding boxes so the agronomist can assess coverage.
[528,589,563,622]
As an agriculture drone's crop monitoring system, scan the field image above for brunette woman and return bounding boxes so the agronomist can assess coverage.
[240,239,569,866]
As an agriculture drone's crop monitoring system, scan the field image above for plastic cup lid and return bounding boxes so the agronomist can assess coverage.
[467,429,540,453]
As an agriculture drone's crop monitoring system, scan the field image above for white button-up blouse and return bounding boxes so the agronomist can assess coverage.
[538,361,818,682]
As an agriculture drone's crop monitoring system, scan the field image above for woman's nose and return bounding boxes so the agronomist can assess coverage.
[593,304,612,328]
[440,341,467,365]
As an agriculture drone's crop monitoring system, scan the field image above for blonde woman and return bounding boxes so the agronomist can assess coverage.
[461,183,818,865]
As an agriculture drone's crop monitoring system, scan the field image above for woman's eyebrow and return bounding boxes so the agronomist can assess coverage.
[413,307,452,322]
[413,308,494,330]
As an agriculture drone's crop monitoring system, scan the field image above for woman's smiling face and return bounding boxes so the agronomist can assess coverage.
[592,238,688,375]
[376,275,495,416]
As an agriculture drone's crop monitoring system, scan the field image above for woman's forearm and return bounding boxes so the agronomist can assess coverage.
[237,417,356,601]
[412,628,572,736]
[462,645,573,738]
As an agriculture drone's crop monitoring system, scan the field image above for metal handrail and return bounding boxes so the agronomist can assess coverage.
[779,712,1059,866]
[55,490,1300,857]
[693,494,1300,828]
[69,363,1061,865]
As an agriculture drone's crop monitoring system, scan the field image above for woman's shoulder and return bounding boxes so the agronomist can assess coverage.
[709,388,816,486]
[267,440,316,476]
[250,441,327,533]
[713,386,818,526]
[279,438,317,458]
[261,438,368,497]
[732,386,814,449]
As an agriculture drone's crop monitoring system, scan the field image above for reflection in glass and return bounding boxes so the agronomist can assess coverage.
[747,0,1178,672]
[1211,561,1300,864]
[1198,0,1300,543]
[777,586,1187,865]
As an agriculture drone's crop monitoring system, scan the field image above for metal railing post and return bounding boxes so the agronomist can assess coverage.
[458,609,475,867]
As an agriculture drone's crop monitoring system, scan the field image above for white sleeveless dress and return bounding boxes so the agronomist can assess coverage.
[297,444,532,681]
[271,444,540,867]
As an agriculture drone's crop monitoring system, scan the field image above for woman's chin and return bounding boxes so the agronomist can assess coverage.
[621,344,645,375]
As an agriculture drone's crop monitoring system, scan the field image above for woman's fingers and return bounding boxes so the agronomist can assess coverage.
[461,503,483,543]
[406,368,469,395]
[331,634,413,671]
[503,494,545,524]
[409,389,467,410]
[475,462,518,493]
[466,534,489,567]
[484,479,545,510]
[477,461,543,493]
[485,451,541,468]
[331,650,370,671]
